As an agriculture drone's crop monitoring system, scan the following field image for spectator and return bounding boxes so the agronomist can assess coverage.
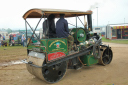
[0,34,1,40]
[21,34,26,47]
[3,35,5,40]
[0,40,1,47]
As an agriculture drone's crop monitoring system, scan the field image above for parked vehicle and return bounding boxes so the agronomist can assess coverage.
[9,34,22,46]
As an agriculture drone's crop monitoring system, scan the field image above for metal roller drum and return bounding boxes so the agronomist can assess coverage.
[26,56,45,80]
[26,51,67,83]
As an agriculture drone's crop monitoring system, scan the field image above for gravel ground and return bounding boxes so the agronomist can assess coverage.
[0,42,128,85]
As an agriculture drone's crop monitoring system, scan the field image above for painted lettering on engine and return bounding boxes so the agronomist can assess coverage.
[48,52,66,61]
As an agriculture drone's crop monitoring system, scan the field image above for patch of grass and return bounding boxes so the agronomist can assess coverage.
[0,46,27,62]
[0,46,23,50]
[102,36,128,44]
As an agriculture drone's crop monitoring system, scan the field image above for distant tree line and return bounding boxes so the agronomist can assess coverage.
[0,28,12,34]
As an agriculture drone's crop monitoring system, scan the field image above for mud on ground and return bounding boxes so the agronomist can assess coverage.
[0,42,128,85]
[0,46,27,62]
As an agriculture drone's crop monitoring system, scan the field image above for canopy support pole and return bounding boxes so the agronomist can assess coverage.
[24,14,44,47]
[25,20,44,47]
[25,20,27,46]
[77,16,86,28]
[76,16,77,28]
[84,15,87,28]
[46,15,49,39]
[76,15,78,45]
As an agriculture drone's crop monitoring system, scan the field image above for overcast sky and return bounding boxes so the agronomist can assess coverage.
[0,0,128,30]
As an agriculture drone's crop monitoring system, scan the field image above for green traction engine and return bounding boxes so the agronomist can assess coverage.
[22,8,113,83]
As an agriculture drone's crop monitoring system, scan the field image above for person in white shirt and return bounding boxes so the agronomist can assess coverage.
[21,34,26,47]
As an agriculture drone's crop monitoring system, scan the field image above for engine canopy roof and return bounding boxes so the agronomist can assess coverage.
[23,8,92,19]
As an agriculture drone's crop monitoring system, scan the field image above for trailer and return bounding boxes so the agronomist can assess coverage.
[106,24,128,39]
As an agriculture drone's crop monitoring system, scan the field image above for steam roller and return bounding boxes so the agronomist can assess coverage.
[22,8,113,83]
[22,28,113,83]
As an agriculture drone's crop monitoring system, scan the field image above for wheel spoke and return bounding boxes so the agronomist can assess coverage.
[106,57,109,61]
[102,58,106,63]
[102,55,110,64]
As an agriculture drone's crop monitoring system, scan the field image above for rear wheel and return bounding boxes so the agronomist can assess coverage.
[99,47,113,65]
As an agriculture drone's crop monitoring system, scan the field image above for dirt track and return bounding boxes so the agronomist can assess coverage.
[0,42,128,85]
